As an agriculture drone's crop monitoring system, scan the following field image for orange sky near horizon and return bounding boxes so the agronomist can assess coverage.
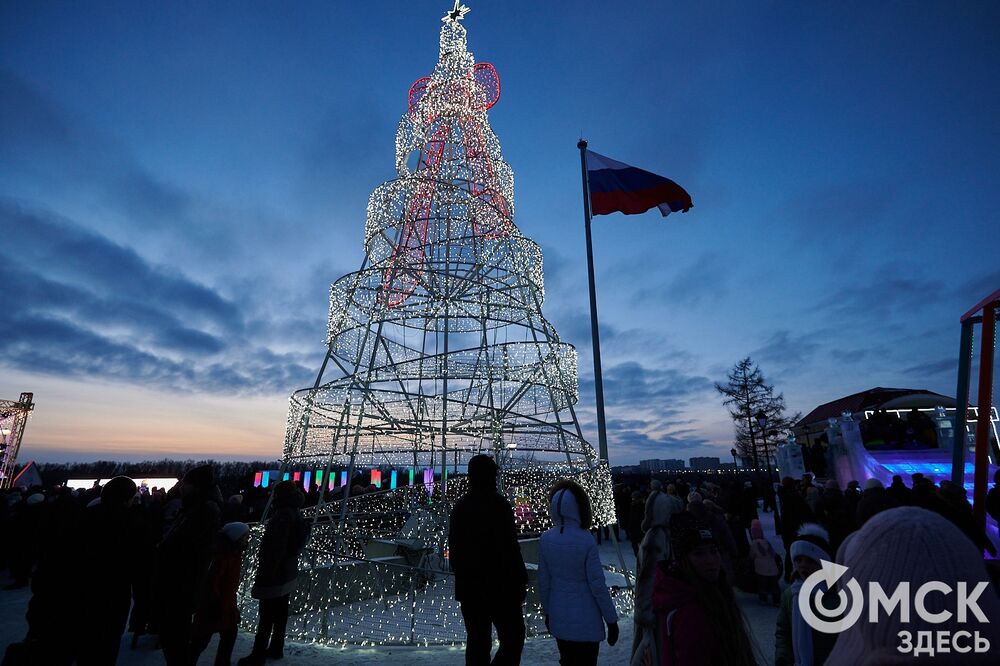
[2,369,287,462]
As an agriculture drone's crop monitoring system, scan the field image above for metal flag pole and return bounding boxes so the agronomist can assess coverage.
[578,139,610,463]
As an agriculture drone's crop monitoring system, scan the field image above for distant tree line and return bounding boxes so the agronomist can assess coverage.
[34,459,281,496]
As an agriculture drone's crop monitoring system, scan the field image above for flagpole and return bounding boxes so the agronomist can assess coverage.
[578,139,610,463]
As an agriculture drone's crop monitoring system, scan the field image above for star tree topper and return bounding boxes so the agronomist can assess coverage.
[443,0,470,23]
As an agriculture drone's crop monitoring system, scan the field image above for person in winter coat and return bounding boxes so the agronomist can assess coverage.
[826,507,1000,665]
[631,489,681,666]
[773,524,837,666]
[157,465,222,665]
[748,519,780,606]
[627,491,646,557]
[686,494,736,580]
[238,480,311,666]
[79,478,142,663]
[191,522,251,666]
[538,479,619,666]
[449,454,528,665]
[777,478,810,582]
[651,512,757,666]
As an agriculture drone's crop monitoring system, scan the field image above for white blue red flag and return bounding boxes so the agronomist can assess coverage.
[585,150,693,217]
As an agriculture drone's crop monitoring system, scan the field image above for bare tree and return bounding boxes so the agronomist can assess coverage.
[715,357,800,472]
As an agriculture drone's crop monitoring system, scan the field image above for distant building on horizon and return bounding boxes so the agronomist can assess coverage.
[689,456,721,470]
[639,458,685,472]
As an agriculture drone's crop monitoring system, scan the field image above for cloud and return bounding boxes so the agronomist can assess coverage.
[628,252,731,307]
[816,263,944,320]
[784,180,897,240]
[752,330,821,368]
[902,357,955,377]
[581,361,715,408]
[0,201,315,394]
[0,69,197,236]
[956,267,1000,306]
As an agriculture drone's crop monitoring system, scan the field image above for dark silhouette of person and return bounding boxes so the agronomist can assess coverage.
[74,476,141,664]
[191,522,251,666]
[156,465,222,665]
[15,479,137,665]
[448,454,528,665]
[238,480,310,665]
[777,477,810,583]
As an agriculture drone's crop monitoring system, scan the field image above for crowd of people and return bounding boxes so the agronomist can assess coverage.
[2,462,999,665]
[1,467,310,666]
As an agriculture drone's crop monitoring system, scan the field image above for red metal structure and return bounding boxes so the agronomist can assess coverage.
[381,61,509,307]
[952,288,1000,528]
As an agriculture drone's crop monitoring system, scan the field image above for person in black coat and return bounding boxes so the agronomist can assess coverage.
[156,465,222,665]
[449,454,528,665]
[74,477,142,664]
[627,491,646,558]
[238,480,310,666]
[777,478,810,583]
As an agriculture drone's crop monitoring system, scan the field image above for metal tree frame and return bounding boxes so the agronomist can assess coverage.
[239,9,629,647]
[0,392,34,490]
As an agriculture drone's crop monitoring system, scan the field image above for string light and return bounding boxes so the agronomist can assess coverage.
[239,6,628,646]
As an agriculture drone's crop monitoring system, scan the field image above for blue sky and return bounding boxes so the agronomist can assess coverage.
[1,1,998,464]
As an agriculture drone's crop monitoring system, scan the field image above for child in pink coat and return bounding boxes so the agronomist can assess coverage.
[748,519,780,605]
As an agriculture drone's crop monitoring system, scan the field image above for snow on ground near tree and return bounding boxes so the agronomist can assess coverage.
[1,515,782,665]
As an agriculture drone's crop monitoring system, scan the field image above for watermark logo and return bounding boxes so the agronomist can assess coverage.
[798,560,992,657]
[799,560,864,633]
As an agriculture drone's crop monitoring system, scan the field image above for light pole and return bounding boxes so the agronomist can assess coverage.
[730,448,739,471]
[757,409,781,526]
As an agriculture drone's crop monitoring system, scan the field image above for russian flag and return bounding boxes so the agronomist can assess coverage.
[585,150,693,217]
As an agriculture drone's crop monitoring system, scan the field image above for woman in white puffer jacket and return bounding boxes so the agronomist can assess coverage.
[538,479,620,666]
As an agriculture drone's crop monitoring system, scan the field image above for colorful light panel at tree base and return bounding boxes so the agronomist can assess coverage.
[341,470,347,487]
[371,469,382,488]
[253,472,262,488]
[390,469,397,489]
[303,470,311,491]
[283,472,290,481]
[261,471,271,488]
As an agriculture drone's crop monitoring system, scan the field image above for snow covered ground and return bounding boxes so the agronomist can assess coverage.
[1,519,782,665]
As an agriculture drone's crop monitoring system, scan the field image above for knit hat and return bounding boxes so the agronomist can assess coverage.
[101,476,137,506]
[669,511,716,559]
[749,518,764,540]
[183,465,214,491]
[827,507,1000,665]
[789,523,831,564]
[26,493,44,506]
[221,522,250,542]
[863,478,883,491]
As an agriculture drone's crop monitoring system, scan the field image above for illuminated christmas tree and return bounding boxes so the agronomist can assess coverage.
[242,4,626,646]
